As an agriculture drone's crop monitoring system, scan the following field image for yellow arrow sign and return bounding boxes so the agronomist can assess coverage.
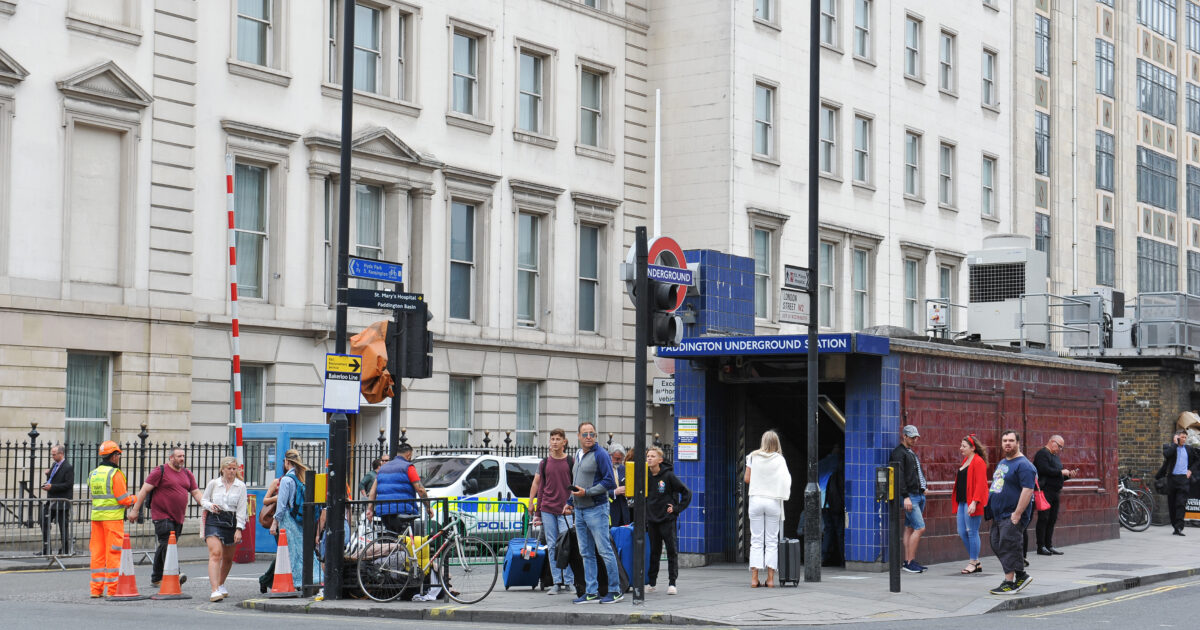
[326,354,362,374]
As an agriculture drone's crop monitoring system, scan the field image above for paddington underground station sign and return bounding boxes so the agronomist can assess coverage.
[656,333,889,358]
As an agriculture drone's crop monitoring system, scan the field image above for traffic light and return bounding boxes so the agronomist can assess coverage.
[401,304,434,379]
[646,280,683,347]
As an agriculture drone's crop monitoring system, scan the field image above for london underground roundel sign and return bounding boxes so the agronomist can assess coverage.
[625,236,689,312]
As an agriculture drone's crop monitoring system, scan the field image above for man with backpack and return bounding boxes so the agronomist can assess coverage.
[530,428,575,594]
[127,447,205,587]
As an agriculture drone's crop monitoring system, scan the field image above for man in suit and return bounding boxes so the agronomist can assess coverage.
[40,444,74,555]
[1156,429,1200,536]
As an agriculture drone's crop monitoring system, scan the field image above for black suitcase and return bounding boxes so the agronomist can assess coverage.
[568,532,631,596]
[776,538,802,586]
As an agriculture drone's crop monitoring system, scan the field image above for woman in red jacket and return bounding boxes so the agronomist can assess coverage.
[953,434,990,574]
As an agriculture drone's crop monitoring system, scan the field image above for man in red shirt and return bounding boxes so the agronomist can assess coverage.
[127,448,205,586]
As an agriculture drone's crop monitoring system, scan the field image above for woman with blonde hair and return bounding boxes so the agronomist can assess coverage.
[270,449,322,589]
[743,430,791,588]
[201,456,247,601]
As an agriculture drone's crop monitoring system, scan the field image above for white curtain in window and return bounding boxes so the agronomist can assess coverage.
[578,384,598,425]
[516,382,538,447]
[66,354,109,419]
[578,226,599,331]
[234,164,267,298]
[234,366,264,423]
[448,378,472,446]
[236,0,270,65]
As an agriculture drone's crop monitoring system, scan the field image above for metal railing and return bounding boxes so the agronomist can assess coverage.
[1135,292,1200,351]
[1019,292,1104,352]
[0,497,160,568]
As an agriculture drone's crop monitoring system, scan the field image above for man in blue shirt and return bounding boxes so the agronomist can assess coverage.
[1156,429,1200,536]
[568,422,621,604]
[987,430,1037,595]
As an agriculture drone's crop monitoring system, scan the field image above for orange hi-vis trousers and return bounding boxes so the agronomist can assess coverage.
[90,520,124,596]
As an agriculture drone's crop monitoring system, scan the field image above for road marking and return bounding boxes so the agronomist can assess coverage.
[1016,579,1200,618]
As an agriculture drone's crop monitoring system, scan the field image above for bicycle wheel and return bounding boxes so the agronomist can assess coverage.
[439,536,498,605]
[357,533,415,602]
[1118,497,1151,532]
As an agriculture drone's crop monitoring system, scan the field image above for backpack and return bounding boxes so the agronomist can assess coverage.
[288,471,306,520]
[144,464,165,515]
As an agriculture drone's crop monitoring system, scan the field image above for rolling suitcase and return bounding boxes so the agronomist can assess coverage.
[776,537,802,586]
[502,537,547,590]
[610,525,651,585]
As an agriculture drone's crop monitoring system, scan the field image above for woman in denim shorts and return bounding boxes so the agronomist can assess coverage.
[202,457,247,601]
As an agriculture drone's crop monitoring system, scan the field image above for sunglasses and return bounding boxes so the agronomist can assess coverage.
[580,432,597,438]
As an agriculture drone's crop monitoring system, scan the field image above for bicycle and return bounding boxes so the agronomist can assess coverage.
[1120,470,1156,512]
[1117,477,1151,532]
[355,509,498,604]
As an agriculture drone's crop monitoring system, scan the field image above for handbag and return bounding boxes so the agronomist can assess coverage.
[257,480,279,530]
[1033,480,1051,512]
[554,515,576,571]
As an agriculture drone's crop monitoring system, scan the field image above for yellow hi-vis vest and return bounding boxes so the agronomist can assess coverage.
[89,466,127,521]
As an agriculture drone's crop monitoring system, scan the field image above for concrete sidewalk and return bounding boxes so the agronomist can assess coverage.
[240,525,1200,626]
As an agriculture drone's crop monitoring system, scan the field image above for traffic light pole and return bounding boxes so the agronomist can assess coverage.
[632,226,649,605]
[390,303,406,458]
[803,0,822,583]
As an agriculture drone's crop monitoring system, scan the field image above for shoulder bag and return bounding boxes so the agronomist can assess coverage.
[1033,479,1051,512]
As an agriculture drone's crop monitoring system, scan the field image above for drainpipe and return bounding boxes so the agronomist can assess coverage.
[1071,0,1079,293]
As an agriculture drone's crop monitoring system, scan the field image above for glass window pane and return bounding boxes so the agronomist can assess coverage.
[755,85,771,121]
[236,17,268,66]
[450,263,472,320]
[520,53,540,95]
[518,270,535,322]
[451,202,474,262]
[755,275,768,318]
[581,110,598,146]
[579,226,599,279]
[518,213,538,268]
[753,229,770,273]
[239,0,269,19]
[234,164,267,232]
[354,5,379,49]
[579,280,596,331]
[355,184,382,249]
[66,353,109,418]
[516,381,537,438]
[453,33,475,75]
[578,384,598,425]
[235,231,264,298]
[354,49,378,92]
[581,71,601,109]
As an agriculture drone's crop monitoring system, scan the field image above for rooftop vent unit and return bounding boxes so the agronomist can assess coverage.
[966,234,1048,346]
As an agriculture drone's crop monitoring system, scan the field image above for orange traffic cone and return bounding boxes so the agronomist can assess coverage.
[108,533,148,601]
[151,531,191,600]
[268,529,299,598]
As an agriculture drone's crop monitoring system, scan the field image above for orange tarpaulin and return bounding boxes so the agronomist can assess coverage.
[350,321,393,403]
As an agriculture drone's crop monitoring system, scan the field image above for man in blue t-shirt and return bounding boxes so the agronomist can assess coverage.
[987,430,1037,595]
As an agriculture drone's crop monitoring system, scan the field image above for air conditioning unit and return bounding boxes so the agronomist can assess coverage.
[1088,286,1125,318]
[966,234,1048,346]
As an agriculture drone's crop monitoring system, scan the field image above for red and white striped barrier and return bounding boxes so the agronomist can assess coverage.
[225,155,244,468]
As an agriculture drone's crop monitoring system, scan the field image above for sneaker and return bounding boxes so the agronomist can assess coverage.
[573,593,599,604]
[150,580,161,588]
[989,580,1016,595]
[1011,572,1033,593]
[546,584,565,595]
[314,588,324,601]
[218,584,228,596]
[599,593,623,604]
[667,585,677,595]
[645,585,657,593]
[902,561,921,574]
[210,591,225,602]
[914,561,928,573]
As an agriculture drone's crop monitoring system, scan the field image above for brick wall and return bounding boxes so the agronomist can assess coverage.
[1116,363,1194,478]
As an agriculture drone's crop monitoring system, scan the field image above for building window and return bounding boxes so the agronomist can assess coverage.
[450,201,476,321]
[1096,130,1115,193]
[1188,166,1200,220]
[516,381,538,447]
[234,163,269,299]
[1189,252,1200,295]
[753,227,772,319]
[1096,226,1116,287]
[938,143,955,206]
[939,264,956,329]
[1137,59,1178,123]
[353,183,384,290]
[230,364,265,424]
[236,0,272,66]
[819,104,837,174]
[981,155,996,217]
[1138,146,1178,212]
[1139,0,1177,41]
[1137,237,1178,292]
[323,178,334,303]
[904,16,921,78]
[578,383,599,426]
[982,49,997,106]
[819,241,836,328]
[820,0,838,47]
[853,115,871,183]
[1034,112,1050,177]
[1035,15,1051,76]
[754,83,775,157]
[65,353,110,458]
[939,31,955,92]
[904,258,921,331]
[1189,2,1200,53]
[579,224,600,332]
[518,51,544,134]
[754,0,775,22]
[1188,83,1200,135]
[580,68,605,147]
[853,0,871,58]
[1035,212,1051,253]
[1096,39,1115,98]
[353,4,382,93]
[452,32,479,116]
[904,131,921,196]
[517,212,541,327]
[448,377,474,447]
[852,248,870,330]
[328,1,415,102]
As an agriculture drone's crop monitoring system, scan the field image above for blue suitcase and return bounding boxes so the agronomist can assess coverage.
[610,525,651,585]
[502,537,547,590]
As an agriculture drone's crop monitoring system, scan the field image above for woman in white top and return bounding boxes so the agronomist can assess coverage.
[744,430,791,588]
[201,456,248,602]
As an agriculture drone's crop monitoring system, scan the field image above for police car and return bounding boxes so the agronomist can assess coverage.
[412,450,540,540]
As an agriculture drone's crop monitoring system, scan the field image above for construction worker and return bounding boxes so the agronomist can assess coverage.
[89,441,135,598]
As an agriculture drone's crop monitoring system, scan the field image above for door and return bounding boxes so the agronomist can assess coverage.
[463,458,501,498]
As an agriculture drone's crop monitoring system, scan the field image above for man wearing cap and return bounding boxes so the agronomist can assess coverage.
[89,441,136,598]
[890,425,928,573]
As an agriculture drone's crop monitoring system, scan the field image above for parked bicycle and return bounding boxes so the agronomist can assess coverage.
[1117,476,1151,532]
[1120,470,1156,511]
[355,508,498,604]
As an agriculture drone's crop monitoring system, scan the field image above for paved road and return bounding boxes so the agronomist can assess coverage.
[1,559,1196,628]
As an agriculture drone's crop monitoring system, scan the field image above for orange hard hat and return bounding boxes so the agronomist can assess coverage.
[98,441,122,456]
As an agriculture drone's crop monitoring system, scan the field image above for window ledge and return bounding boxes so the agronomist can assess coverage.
[820,42,844,56]
[446,111,495,134]
[819,172,843,184]
[575,144,615,162]
[939,87,958,99]
[753,17,782,32]
[981,213,1002,225]
[0,1,14,16]
[321,83,421,118]
[983,1,1000,13]
[938,202,959,213]
[752,153,781,167]
[981,102,1001,114]
[228,59,292,87]
[756,320,782,333]
[513,130,558,149]
[852,180,876,192]
[904,193,926,204]
[904,74,926,87]
[853,55,876,68]
[65,14,142,46]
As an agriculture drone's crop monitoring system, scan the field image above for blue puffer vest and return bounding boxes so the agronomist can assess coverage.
[375,457,418,515]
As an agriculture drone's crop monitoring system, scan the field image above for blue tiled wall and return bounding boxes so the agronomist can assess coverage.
[844,353,901,564]
[674,250,755,555]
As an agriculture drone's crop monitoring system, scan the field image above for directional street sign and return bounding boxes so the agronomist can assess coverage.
[784,265,811,292]
[323,353,362,415]
[347,256,403,283]
[779,288,811,325]
[647,263,693,286]
[347,288,424,311]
